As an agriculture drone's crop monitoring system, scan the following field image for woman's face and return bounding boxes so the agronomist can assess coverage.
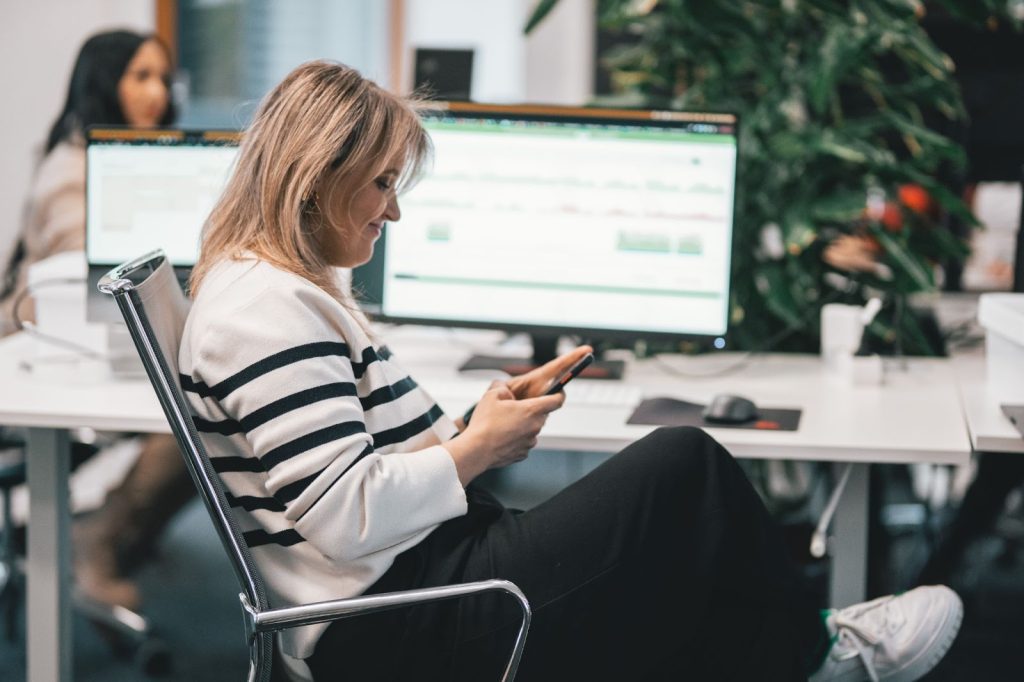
[118,40,171,128]
[317,164,402,268]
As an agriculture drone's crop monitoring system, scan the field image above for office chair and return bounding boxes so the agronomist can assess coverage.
[0,430,168,671]
[0,438,24,640]
[99,250,531,682]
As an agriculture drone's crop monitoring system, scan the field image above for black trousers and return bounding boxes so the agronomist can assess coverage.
[307,426,829,681]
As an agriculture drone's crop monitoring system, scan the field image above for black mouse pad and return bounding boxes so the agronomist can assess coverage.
[627,397,802,431]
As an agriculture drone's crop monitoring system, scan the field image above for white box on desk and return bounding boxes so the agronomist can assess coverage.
[978,293,1024,400]
[26,253,144,378]
[26,251,107,356]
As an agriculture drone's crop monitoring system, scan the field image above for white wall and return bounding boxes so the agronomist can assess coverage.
[0,0,154,269]
[403,0,594,105]
[404,0,528,102]
[524,0,595,105]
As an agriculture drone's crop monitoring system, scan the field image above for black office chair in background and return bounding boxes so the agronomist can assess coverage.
[98,250,531,682]
[0,437,25,640]
[0,429,169,672]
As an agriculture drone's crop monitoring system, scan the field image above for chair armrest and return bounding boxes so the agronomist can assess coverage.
[245,578,528,633]
[241,579,531,682]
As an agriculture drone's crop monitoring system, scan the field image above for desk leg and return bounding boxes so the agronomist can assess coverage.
[26,427,72,682]
[829,462,869,609]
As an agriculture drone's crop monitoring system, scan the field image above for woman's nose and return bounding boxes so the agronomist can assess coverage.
[148,77,169,103]
[384,194,400,222]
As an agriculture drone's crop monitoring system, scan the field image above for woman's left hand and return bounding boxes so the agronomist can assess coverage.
[507,345,594,399]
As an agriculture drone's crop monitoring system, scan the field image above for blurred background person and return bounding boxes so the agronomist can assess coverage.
[0,29,194,614]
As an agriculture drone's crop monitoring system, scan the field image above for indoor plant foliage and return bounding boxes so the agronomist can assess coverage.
[527,0,1022,354]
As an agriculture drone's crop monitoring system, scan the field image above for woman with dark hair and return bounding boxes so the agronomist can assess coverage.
[1,29,175,329]
[0,30,192,615]
[46,29,177,152]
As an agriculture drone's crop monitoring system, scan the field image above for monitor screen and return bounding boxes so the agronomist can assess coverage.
[354,103,738,345]
[85,128,240,267]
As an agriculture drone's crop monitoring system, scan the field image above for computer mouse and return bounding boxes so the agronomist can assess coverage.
[702,394,759,425]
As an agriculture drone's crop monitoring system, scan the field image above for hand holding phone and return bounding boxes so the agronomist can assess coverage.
[543,353,595,395]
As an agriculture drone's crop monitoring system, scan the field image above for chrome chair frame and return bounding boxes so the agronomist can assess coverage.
[100,250,530,682]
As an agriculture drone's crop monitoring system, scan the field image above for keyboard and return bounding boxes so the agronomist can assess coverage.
[563,381,644,407]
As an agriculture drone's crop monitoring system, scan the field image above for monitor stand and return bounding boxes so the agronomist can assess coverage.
[458,333,624,380]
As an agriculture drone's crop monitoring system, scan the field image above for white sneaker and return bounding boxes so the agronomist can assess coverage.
[809,585,963,682]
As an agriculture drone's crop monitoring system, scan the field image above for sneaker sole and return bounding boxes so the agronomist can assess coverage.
[885,588,964,682]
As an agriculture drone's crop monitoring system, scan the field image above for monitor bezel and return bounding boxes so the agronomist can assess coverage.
[354,102,741,346]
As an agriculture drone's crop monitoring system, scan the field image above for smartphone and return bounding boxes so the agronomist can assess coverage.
[543,353,595,395]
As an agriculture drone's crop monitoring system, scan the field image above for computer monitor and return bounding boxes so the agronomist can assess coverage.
[85,128,239,322]
[353,102,739,375]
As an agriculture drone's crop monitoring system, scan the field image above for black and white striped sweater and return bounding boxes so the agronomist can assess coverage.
[179,257,467,668]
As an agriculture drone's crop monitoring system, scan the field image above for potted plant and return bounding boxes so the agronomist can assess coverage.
[526,0,1022,354]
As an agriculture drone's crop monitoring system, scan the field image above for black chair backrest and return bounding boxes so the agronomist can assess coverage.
[98,251,271,616]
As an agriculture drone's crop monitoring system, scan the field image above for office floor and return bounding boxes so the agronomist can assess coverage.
[1,453,1023,681]
[0,500,248,681]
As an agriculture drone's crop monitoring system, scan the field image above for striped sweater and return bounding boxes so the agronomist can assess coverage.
[179,257,467,669]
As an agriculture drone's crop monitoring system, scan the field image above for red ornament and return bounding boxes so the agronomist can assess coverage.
[881,202,904,231]
[898,184,934,216]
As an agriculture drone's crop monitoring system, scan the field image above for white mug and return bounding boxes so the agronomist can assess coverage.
[821,304,865,374]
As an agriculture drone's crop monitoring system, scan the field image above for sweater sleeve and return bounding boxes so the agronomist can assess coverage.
[26,143,86,258]
[0,145,86,332]
[186,280,467,563]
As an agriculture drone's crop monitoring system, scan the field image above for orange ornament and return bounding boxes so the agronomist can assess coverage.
[898,184,933,215]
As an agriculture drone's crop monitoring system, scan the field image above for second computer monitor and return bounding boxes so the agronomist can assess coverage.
[86,128,239,268]
[354,103,739,359]
[85,128,239,322]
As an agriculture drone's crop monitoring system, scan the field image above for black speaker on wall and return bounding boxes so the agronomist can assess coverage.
[413,48,474,101]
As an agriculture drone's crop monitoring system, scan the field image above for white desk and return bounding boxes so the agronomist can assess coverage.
[387,328,970,463]
[936,292,1024,455]
[0,328,974,681]
[952,354,1024,454]
[387,327,971,607]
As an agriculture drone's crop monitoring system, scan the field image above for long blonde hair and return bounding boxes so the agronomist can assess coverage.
[190,60,431,299]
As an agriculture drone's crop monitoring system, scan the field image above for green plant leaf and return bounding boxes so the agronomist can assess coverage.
[810,24,872,116]
[759,265,806,328]
[875,230,934,291]
[524,0,560,34]
[810,191,868,222]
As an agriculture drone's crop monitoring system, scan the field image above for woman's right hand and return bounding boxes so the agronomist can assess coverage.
[444,380,565,486]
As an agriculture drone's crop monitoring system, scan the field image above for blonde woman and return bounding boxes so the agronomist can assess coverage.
[182,61,962,682]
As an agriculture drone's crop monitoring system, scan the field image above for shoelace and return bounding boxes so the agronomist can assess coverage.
[831,597,896,682]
